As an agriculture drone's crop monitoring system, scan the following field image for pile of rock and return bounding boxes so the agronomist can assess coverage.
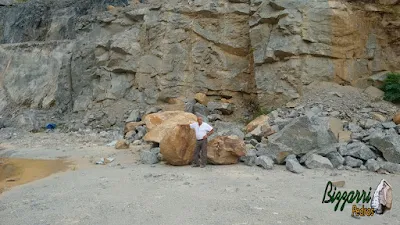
[184,93,234,122]
[242,103,400,174]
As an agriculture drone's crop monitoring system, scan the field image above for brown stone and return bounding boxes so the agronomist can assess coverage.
[124,121,145,135]
[338,131,352,143]
[160,125,196,166]
[207,136,246,165]
[194,93,208,105]
[144,111,194,130]
[329,118,343,141]
[246,115,270,133]
[275,151,292,164]
[393,112,400,125]
[143,111,197,143]
[115,140,129,149]
[372,113,387,122]
[332,181,345,188]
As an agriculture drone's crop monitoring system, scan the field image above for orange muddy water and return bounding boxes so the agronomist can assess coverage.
[0,158,71,194]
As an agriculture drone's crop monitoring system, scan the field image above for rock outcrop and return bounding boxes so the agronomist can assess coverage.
[0,0,399,130]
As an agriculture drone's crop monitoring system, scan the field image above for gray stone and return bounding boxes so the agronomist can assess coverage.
[207,102,234,115]
[299,144,339,164]
[255,155,274,169]
[207,114,222,122]
[339,142,376,161]
[250,139,259,146]
[347,123,363,133]
[272,118,293,130]
[360,165,367,170]
[365,159,380,172]
[382,122,397,129]
[184,99,196,113]
[344,156,363,168]
[145,107,162,115]
[244,133,253,141]
[360,119,380,129]
[0,0,14,6]
[210,121,244,140]
[140,150,159,164]
[326,151,345,168]
[150,147,160,154]
[304,154,333,169]
[193,103,210,117]
[241,149,257,166]
[378,161,400,174]
[369,132,400,163]
[285,158,304,174]
[285,154,297,162]
[126,109,140,122]
[337,165,345,170]
[16,111,41,132]
[265,115,338,157]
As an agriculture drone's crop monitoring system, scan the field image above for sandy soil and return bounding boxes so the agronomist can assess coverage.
[1,131,400,225]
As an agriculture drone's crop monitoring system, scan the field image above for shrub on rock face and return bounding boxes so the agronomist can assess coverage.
[381,73,400,103]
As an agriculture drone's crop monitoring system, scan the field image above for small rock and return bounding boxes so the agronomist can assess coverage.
[344,156,363,168]
[393,112,400,125]
[304,154,333,169]
[382,122,397,129]
[207,114,222,122]
[331,181,345,188]
[364,86,384,102]
[241,149,257,166]
[330,111,340,117]
[194,93,208,105]
[339,142,376,161]
[126,109,140,122]
[371,113,386,122]
[337,165,345,170]
[285,157,304,174]
[347,123,363,133]
[275,151,292,165]
[115,140,129,149]
[326,152,345,168]
[132,140,142,145]
[359,119,380,129]
[378,161,400,174]
[365,159,380,172]
[250,139,259,146]
[255,155,274,169]
[145,106,162,115]
[360,165,367,170]
[207,102,234,115]
[140,150,159,164]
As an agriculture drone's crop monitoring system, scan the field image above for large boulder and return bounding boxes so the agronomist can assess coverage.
[262,115,337,158]
[207,136,246,165]
[160,125,196,166]
[143,111,197,143]
[209,121,244,140]
[369,132,400,164]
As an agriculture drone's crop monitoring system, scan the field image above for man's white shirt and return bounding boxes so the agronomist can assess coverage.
[190,122,213,140]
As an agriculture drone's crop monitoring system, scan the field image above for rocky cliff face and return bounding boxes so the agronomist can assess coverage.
[0,0,399,130]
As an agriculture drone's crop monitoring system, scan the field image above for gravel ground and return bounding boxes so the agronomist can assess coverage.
[1,137,400,225]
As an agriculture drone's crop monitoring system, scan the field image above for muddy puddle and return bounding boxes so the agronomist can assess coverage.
[0,158,71,194]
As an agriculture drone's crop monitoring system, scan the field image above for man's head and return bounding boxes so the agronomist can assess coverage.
[197,116,203,125]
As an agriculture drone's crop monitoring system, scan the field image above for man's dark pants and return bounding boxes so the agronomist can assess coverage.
[193,139,207,166]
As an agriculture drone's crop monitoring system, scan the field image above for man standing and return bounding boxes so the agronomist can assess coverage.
[180,116,214,168]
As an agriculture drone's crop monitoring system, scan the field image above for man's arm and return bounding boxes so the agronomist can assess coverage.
[203,125,214,139]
